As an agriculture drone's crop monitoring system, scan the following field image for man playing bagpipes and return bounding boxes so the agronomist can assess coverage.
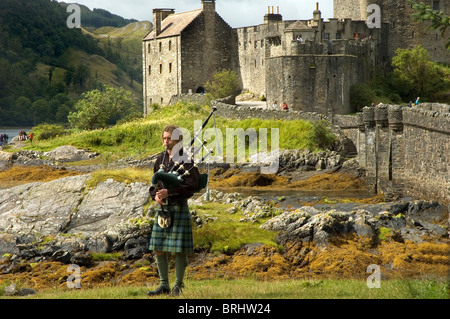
[147,124,199,297]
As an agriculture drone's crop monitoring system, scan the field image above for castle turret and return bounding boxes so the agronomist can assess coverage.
[313,2,323,42]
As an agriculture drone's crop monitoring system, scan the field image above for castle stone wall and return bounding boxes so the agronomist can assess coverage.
[265,39,377,115]
[357,104,450,204]
[143,36,181,111]
[333,0,450,64]
[181,12,235,95]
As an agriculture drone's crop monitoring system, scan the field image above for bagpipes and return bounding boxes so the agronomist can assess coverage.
[150,106,218,199]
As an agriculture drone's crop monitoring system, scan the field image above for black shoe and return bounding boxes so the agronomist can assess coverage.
[146,285,170,296]
[170,285,183,296]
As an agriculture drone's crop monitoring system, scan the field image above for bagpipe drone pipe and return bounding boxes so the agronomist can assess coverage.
[150,106,217,195]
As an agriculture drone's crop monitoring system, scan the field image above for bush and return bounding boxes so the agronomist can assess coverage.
[350,83,376,111]
[31,124,69,141]
[204,69,241,101]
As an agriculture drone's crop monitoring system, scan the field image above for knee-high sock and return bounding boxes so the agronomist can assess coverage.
[155,254,169,289]
[175,253,188,288]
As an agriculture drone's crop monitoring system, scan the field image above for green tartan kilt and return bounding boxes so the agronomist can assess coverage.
[149,200,194,254]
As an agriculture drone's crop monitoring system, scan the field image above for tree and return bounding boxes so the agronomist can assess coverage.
[409,1,450,50]
[350,83,376,111]
[204,69,241,101]
[68,85,135,130]
[391,45,447,99]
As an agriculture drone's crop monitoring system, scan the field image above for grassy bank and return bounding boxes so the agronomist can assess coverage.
[22,102,336,160]
[3,278,447,299]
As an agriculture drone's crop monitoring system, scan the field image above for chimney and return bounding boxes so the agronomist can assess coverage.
[313,3,323,42]
[201,0,216,13]
[264,5,282,24]
[153,9,175,37]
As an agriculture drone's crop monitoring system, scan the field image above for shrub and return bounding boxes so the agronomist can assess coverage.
[31,124,69,141]
[204,69,241,101]
[350,83,376,112]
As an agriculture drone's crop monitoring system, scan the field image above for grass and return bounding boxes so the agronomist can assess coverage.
[3,278,448,299]
[86,167,154,188]
[191,202,278,254]
[22,102,337,160]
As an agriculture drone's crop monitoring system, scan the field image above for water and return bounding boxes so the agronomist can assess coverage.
[211,187,376,211]
[0,127,32,142]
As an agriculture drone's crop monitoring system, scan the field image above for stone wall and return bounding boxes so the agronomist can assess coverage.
[265,38,378,116]
[143,36,181,110]
[333,0,450,64]
[356,103,450,204]
[211,98,330,122]
[181,11,235,96]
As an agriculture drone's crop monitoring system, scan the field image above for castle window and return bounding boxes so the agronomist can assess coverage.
[433,1,440,11]
[169,40,172,51]
[161,97,164,104]
[336,32,342,39]
[261,39,264,48]
[324,33,330,40]
[148,65,152,75]
[169,63,172,73]
[148,43,151,53]
[159,64,163,74]
[159,42,162,52]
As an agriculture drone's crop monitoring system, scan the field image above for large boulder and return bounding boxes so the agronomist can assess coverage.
[43,145,98,163]
[0,174,153,257]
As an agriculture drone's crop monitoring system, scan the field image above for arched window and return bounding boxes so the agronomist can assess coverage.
[196,87,205,94]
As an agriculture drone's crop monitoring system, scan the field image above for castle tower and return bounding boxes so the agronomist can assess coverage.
[333,0,449,64]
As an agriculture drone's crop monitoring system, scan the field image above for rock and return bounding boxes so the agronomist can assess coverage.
[4,283,17,296]
[70,251,93,267]
[18,288,36,296]
[52,250,72,264]
[3,283,36,296]
[260,208,312,231]
[407,200,448,224]
[67,179,150,236]
[43,145,98,163]
[0,175,90,236]
[124,237,148,260]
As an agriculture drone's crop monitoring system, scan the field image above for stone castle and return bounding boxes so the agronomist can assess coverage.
[142,0,449,116]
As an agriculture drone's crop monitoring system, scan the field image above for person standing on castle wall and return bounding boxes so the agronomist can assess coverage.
[296,35,303,43]
[273,101,278,110]
[415,97,420,106]
[282,102,289,111]
[408,101,412,107]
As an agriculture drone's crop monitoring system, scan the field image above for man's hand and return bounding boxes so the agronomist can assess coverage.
[155,189,168,205]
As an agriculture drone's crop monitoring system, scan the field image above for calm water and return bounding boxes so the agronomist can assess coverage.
[0,127,32,142]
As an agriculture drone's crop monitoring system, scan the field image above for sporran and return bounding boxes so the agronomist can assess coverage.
[157,207,174,228]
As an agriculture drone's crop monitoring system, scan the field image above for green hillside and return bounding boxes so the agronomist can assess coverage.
[0,0,151,127]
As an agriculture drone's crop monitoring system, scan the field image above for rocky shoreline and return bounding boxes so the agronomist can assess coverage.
[0,145,448,295]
